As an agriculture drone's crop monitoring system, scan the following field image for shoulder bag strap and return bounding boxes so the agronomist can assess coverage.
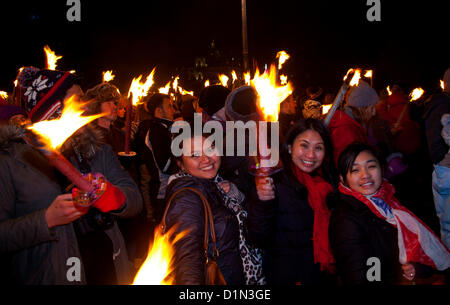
[161,187,219,259]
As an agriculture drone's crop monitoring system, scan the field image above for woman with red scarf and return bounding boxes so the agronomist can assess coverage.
[247,118,338,284]
[329,143,450,284]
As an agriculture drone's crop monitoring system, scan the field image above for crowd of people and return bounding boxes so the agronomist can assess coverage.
[0,65,449,285]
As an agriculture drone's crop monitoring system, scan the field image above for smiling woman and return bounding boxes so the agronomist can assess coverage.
[162,129,265,285]
[329,142,450,285]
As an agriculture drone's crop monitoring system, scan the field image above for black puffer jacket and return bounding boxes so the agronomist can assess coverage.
[247,169,324,285]
[164,175,244,285]
[329,193,402,284]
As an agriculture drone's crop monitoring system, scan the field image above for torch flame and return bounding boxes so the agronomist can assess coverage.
[231,70,238,84]
[132,225,189,285]
[27,96,104,150]
[128,68,156,106]
[322,104,332,115]
[244,72,251,85]
[276,51,290,70]
[251,64,293,121]
[387,86,392,96]
[441,80,445,90]
[204,79,210,87]
[0,91,8,99]
[364,70,373,78]
[158,81,171,94]
[43,45,62,70]
[280,74,288,85]
[172,76,179,92]
[103,70,115,82]
[219,74,229,87]
[409,88,424,102]
[178,87,194,96]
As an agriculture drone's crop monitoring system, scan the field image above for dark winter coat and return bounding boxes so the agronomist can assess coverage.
[164,175,244,285]
[423,92,450,164]
[0,125,142,284]
[246,169,323,285]
[329,193,402,284]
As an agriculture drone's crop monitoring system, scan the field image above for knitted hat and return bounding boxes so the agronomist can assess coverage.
[198,85,231,116]
[17,67,80,123]
[346,80,379,108]
[302,99,322,119]
[225,85,260,122]
[0,105,27,121]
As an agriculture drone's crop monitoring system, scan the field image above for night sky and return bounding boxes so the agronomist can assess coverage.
[1,0,448,96]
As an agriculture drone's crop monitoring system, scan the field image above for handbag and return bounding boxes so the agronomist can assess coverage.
[161,187,227,285]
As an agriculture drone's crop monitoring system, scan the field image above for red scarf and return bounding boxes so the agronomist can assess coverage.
[291,163,335,271]
[339,180,450,270]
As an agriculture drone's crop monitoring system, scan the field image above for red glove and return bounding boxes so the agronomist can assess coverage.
[92,181,126,213]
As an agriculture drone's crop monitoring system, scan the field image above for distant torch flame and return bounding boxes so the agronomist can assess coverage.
[387,86,392,96]
[231,70,238,84]
[251,64,293,122]
[344,69,361,87]
[132,225,189,285]
[244,72,251,85]
[128,68,156,106]
[204,79,210,87]
[103,70,115,82]
[178,87,194,96]
[0,91,8,99]
[172,76,179,92]
[219,74,229,87]
[27,96,104,150]
[276,51,290,70]
[322,104,332,115]
[158,81,171,94]
[364,70,373,78]
[280,75,288,85]
[441,80,445,90]
[43,45,62,70]
[409,88,424,102]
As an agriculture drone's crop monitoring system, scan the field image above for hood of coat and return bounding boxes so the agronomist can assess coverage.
[0,124,26,150]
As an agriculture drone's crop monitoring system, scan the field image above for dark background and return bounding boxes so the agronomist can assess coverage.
[0,0,448,96]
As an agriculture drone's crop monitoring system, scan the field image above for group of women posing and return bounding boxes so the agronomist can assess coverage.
[163,117,450,285]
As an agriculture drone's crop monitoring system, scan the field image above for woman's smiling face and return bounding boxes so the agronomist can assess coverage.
[289,129,325,173]
[179,136,221,179]
[344,150,382,195]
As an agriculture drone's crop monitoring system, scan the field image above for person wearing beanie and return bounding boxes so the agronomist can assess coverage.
[0,71,142,284]
[327,81,376,166]
[16,66,83,123]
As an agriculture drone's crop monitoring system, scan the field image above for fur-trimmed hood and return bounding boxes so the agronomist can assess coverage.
[0,124,26,150]
[0,123,104,160]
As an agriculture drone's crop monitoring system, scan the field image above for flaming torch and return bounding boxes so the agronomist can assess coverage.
[204,79,210,87]
[249,63,293,176]
[323,68,361,127]
[219,74,229,88]
[25,96,105,198]
[43,45,62,70]
[441,80,445,91]
[132,225,189,285]
[276,51,290,70]
[364,70,373,87]
[244,72,251,86]
[121,68,156,156]
[103,70,115,83]
[409,87,424,102]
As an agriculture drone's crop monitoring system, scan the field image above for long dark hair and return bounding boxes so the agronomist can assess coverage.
[281,118,338,188]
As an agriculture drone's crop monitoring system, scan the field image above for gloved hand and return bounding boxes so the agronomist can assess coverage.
[72,173,125,212]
